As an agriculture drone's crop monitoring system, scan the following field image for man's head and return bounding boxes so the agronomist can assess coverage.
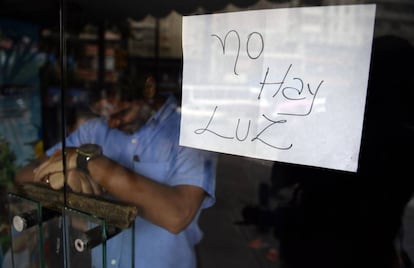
[91,74,157,133]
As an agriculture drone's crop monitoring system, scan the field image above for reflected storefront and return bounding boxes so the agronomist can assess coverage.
[1,0,414,267]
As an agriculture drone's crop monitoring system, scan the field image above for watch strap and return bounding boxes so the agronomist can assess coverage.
[76,149,90,174]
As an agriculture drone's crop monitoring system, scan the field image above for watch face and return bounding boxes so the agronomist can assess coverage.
[76,144,102,173]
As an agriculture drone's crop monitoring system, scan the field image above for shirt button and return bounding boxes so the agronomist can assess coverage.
[131,138,137,144]
[111,259,117,265]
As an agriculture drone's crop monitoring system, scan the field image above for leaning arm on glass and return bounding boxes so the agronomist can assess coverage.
[15,148,207,234]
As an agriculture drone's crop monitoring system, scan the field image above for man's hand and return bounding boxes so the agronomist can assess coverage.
[33,148,76,181]
[67,169,104,195]
[33,148,103,195]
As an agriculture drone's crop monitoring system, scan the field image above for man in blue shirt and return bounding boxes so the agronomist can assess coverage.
[16,76,217,268]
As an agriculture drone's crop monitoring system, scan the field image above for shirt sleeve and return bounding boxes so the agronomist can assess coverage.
[45,118,102,156]
[167,145,218,209]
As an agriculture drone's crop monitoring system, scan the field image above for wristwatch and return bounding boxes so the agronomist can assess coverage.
[76,144,102,174]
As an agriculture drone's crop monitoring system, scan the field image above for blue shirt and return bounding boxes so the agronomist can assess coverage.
[47,95,217,268]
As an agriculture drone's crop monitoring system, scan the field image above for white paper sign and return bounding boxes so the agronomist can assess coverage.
[180,4,376,172]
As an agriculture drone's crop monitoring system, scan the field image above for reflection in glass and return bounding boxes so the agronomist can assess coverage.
[2,0,414,268]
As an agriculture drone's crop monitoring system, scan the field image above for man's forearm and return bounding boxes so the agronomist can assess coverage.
[88,155,205,234]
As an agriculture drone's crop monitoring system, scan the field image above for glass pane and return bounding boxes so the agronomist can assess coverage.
[62,1,413,268]
[0,1,61,267]
[3,1,414,268]
[65,208,106,268]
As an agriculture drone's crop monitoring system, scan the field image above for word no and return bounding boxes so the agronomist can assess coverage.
[211,30,264,75]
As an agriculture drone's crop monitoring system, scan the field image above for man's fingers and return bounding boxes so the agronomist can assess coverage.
[40,168,103,196]
[79,173,94,194]
[89,179,103,195]
[68,170,101,195]
[67,170,83,193]
[33,151,63,181]
[33,160,53,181]
[49,172,64,189]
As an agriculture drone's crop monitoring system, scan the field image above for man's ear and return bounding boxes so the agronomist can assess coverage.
[143,75,156,100]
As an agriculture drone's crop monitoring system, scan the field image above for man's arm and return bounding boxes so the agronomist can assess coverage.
[31,148,208,234]
[90,156,206,234]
